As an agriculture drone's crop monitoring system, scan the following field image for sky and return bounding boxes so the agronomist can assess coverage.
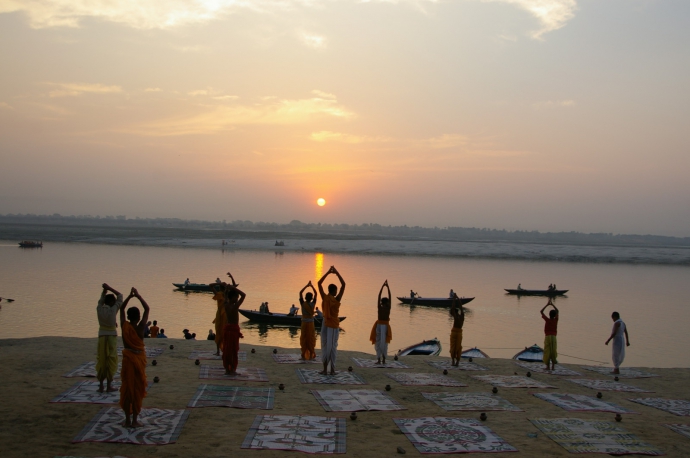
[0,0,688,236]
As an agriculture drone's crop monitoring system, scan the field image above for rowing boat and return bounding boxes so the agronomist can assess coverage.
[462,347,490,358]
[18,240,42,248]
[396,297,474,307]
[396,338,442,356]
[512,344,544,362]
[504,289,568,296]
[173,283,214,292]
[238,309,345,327]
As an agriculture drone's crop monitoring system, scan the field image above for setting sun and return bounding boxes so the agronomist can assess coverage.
[317,198,326,207]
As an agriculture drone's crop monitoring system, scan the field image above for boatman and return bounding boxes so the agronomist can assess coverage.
[299,281,318,361]
[119,287,150,428]
[222,283,246,375]
[605,311,630,374]
[449,293,465,366]
[540,298,559,371]
[318,266,346,375]
[96,283,123,393]
[370,280,392,365]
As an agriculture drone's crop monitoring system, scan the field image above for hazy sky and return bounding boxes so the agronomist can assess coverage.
[1,0,688,236]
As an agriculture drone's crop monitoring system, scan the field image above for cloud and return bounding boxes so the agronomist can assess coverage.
[0,102,14,110]
[312,90,337,99]
[481,0,577,39]
[422,134,469,149]
[300,32,327,49]
[532,99,576,108]
[310,131,390,144]
[46,82,123,97]
[213,95,239,101]
[144,87,162,92]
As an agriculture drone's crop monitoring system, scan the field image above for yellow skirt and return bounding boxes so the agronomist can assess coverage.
[543,335,558,364]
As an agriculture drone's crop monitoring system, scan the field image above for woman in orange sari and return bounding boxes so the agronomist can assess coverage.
[299,281,318,360]
[119,287,150,428]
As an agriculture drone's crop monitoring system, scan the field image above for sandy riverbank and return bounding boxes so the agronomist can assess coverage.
[1,337,689,457]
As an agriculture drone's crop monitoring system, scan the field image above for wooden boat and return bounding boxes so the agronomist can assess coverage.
[18,240,42,248]
[396,338,442,357]
[512,344,544,362]
[397,297,474,307]
[238,309,345,327]
[505,288,568,296]
[461,347,490,359]
[172,283,215,292]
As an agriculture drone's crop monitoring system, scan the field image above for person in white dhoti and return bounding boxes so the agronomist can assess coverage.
[318,266,346,375]
[605,311,630,374]
[370,280,392,365]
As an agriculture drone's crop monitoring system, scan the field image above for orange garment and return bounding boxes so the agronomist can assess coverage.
[119,321,147,415]
[300,321,316,360]
[212,291,227,347]
[222,324,244,372]
[449,327,463,360]
[149,325,159,338]
[321,295,341,329]
[369,320,392,344]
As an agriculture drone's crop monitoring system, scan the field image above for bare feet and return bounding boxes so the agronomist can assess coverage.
[382,359,386,365]
[122,419,132,428]
[319,370,329,375]
[225,370,237,376]
[130,420,143,428]
[106,386,118,392]
[376,359,381,365]
[329,370,337,375]
[98,384,104,393]
[612,369,620,374]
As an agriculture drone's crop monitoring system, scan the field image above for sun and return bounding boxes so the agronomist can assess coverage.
[317,198,326,207]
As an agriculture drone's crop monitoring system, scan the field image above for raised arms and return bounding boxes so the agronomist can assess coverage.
[132,288,150,333]
[226,272,238,287]
[119,289,136,326]
[300,281,317,302]
[378,280,391,309]
[540,298,558,316]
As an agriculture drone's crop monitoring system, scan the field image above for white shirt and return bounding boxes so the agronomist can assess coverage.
[97,291,123,336]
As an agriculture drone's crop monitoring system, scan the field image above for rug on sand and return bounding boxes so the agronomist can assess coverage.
[514,362,581,376]
[117,347,164,358]
[580,366,659,379]
[188,350,246,361]
[63,362,121,379]
[73,407,190,445]
[628,398,690,416]
[425,360,488,371]
[311,389,405,412]
[471,375,555,389]
[272,354,320,364]
[568,379,653,393]
[351,358,411,369]
[188,384,274,409]
[386,373,467,387]
[199,365,268,382]
[530,418,663,455]
[422,392,522,412]
[533,393,637,414]
[296,369,366,385]
[241,415,346,454]
[394,417,517,454]
[663,424,690,439]
[50,380,152,404]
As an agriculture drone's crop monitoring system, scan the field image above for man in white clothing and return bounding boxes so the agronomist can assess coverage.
[96,283,123,392]
[605,311,630,374]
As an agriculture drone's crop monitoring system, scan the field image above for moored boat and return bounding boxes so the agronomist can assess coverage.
[238,309,345,327]
[512,344,544,362]
[397,297,474,307]
[396,338,442,357]
[173,283,215,292]
[505,289,568,296]
[461,347,490,359]
[18,240,42,248]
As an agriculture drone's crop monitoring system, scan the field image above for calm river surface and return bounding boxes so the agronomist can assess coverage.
[1,241,688,367]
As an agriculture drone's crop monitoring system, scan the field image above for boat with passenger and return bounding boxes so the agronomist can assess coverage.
[18,240,42,248]
[397,296,474,307]
[238,309,345,327]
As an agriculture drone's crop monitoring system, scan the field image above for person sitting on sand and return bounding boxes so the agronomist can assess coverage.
[222,283,246,375]
[183,329,196,340]
[144,321,152,338]
[449,293,465,366]
[315,306,323,318]
[216,277,222,283]
[157,329,167,338]
[318,266,346,375]
[449,288,454,299]
[207,329,215,340]
[370,280,392,365]
[299,281,318,361]
[149,320,159,338]
[288,304,299,316]
[605,311,630,374]
[119,287,150,428]
[96,283,123,393]
[540,298,559,371]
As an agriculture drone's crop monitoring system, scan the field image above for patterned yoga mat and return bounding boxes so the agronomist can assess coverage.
[187,384,274,409]
[628,398,690,416]
[422,392,522,412]
[311,389,405,412]
[471,375,556,389]
[533,393,637,414]
[580,366,659,379]
[386,373,467,387]
[351,358,411,369]
[394,417,518,454]
[63,362,121,379]
[664,424,690,439]
[199,365,269,382]
[568,379,653,393]
[530,418,663,455]
[188,350,246,361]
[117,346,164,358]
[50,380,152,404]
[514,362,581,376]
[425,360,488,371]
[242,415,346,454]
[73,407,190,445]
[272,354,321,364]
[296,369,367,385]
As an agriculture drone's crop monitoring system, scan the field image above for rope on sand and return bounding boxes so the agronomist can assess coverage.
[468,347,609,365]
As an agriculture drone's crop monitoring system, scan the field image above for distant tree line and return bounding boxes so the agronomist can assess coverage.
[1,213,688,248]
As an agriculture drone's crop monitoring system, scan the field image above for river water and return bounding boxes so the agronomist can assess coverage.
[1,241,688,367]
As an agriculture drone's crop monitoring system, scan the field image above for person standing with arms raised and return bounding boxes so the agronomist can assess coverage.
[210,272,238,356]
[449,293,465,366]
[96,283,123,393]
[119,287,150,428]
[299,281,318,361]
[318,266,346,375]
[605,311,630,374]
[222,283,246,375]
[370,280,392,365]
